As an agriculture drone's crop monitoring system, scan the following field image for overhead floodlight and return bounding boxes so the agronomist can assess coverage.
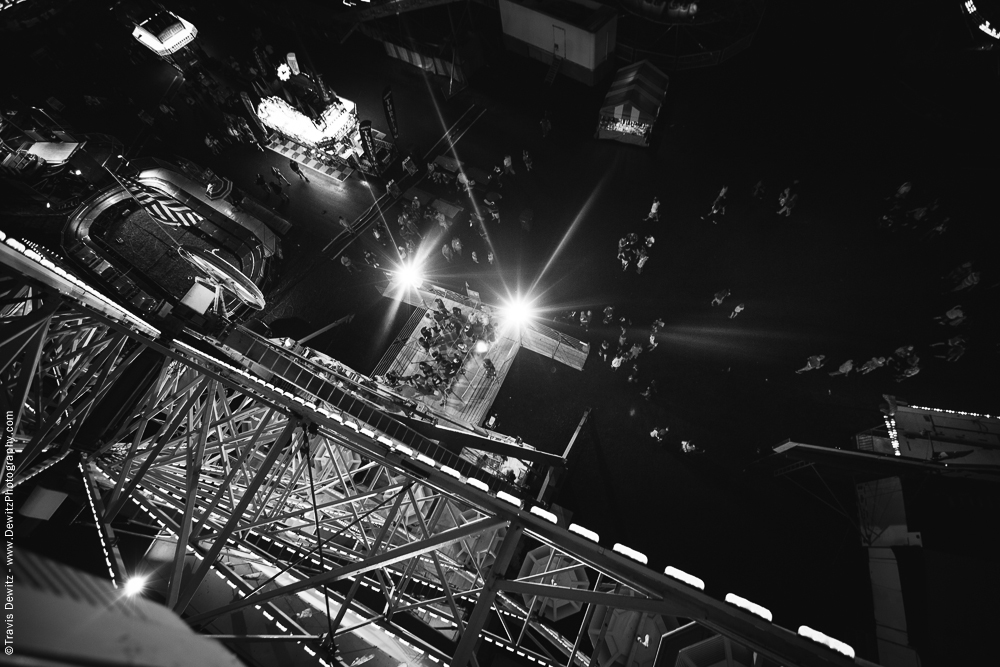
[500,296,536,327]
[797,626,855,659]
[496,491,523,508]
[724,593,772,622]
[568,523,600,543]
[396,262,424,289]
[124,575,147,597]
[663,566,705,590]
[466,478,490,493]
[612,543,647,565]
[529,506,558,524]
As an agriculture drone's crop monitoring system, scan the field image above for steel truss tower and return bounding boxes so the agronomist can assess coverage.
[2,233,865,667]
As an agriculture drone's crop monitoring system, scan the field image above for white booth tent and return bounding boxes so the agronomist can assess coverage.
[596,60,669,146]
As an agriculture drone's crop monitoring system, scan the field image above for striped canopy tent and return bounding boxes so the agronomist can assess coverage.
[597,60,669,146]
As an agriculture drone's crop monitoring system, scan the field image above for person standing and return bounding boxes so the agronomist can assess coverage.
[451,237,463,256]
[487,251,495,265]
[712,289,730,306]
[271,165,290,186]
[611,354,623,371]
[650,427,668,442]
[503,154,516,175]
[339,216,353,235]
[647,333,658,351]
[598,339,610,362]
[289,160,309,182]
[729,303,745,319]
[522,149,533,172]
[441,243,454,262]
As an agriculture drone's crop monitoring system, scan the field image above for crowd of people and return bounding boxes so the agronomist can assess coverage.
[544,176,992,456]
[382,298,500,402]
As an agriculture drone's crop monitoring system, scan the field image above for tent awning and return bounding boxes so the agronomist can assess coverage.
[599,60,669,125]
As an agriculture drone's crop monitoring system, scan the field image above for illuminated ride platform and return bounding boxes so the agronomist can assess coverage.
[256,95,396,181]
[374,281,590,429]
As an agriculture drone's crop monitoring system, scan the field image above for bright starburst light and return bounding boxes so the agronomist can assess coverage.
[396,261,424,289]
[124,575,147,597]
[500,296,536,327]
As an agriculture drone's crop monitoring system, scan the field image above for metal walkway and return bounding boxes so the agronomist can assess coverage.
[3,230,869,667]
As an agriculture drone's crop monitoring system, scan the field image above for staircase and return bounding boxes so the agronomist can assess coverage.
[544,56,563,86]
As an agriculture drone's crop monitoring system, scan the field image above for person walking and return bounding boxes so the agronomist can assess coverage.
[752,180,765,198]
[729,303,745,319]
[857,357,887,374]
[503,154,516,175]
[271,165,291,186]
[640,380,657,401]
[650,427,668,442]
[701,186,728,222]
[611,354,623,371]
[828,359,853,377]
[268,180,289,203]
[711,289,730,306]
[777,187,798,216]
[645,197,661,222]
[598,340,610,362]
[934,305,966,326]
[540,116,552,138]
[288,160,309,182]
[451,237,463,256]
[471,251,479,263]
[340,255,358,274]
[255,173,269,194]
[487,251,495,265]
[338,216,353,235]
[522,149,533,172]
[795,355,826,373]
[627,363,639,384]
[647,333,658,351]
[441,243,454,262]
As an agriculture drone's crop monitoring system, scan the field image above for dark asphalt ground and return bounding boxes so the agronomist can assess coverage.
[4,0,999,663]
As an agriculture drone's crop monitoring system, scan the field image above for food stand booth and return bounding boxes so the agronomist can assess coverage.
[596,60,669,147]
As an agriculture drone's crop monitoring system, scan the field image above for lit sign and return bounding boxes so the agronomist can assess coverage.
[287,52,300,75]
[132,13,198,56]
[277,64,291,81]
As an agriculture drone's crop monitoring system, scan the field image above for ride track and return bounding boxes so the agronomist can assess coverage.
[2,227,868,667]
